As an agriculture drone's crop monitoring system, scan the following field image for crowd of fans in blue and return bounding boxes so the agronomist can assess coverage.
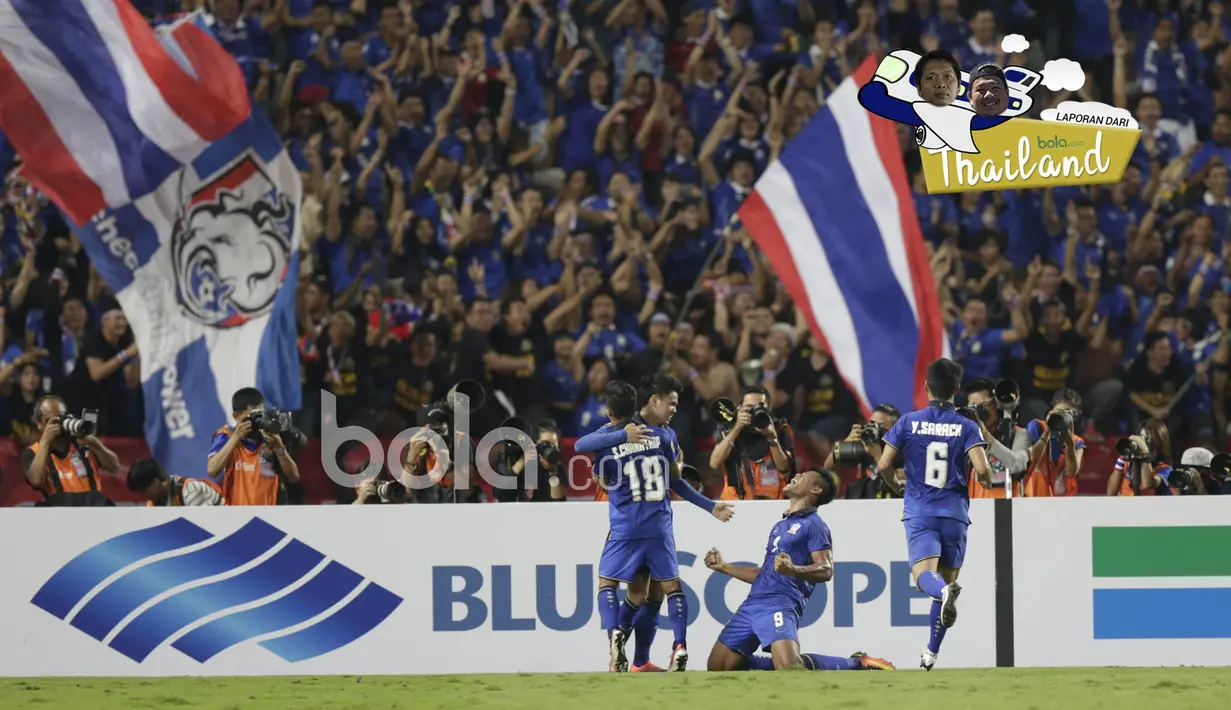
[0,0,1227,487]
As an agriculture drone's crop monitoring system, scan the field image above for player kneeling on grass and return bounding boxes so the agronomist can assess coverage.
[704,469,894,672]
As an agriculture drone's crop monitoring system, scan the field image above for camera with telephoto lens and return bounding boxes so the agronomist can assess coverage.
[860,421,885,444]
[749,403,773,430]
[58,409,98,438]
[249,407,292,436]
[1115,435,1152,461]
[1047,409,1079,439]
[421,379,487,436]
[957,405,980,423]
[1168,468,1204,495]
[536,440,562,469]
[376,479,407,502]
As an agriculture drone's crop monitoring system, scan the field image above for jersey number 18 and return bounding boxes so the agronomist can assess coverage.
[625,457,666,502]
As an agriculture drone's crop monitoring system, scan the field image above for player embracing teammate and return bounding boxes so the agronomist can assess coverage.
[577,375,734,672]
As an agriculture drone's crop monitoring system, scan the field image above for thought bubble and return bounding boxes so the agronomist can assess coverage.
[1040,58,1085,92]
[1040,100,1138,130]
[1001,35,1030,54]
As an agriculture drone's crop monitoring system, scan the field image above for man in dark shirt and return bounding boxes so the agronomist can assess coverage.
[1020,300,1091,421]
[453,297,534,437]
[488,297,548,421]
[70,309,139,436]
[1125,331,1196,435]
[777,335,860,462]
[389,327,449,430]
[624,312,672,383]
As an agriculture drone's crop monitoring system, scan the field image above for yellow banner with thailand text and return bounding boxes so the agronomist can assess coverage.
[918,118,1141,193]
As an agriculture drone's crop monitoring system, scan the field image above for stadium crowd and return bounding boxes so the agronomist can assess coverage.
[4,0,1231,504]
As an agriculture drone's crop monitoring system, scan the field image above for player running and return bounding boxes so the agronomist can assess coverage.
[578,374,733,673]
[877,358,991,671]
[704,468,895,672]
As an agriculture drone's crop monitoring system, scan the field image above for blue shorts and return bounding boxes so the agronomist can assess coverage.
[717,602,799,656]
[598,536,679,582]
[904,516,968,569]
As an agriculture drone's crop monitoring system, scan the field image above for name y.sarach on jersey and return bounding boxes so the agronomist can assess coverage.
[911,421,965,437]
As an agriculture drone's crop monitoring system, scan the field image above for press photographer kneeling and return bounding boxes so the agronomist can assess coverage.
[826,404,903,499]
[386,381,485,504]
[709,386,795,500]
[961,379,1031,498]
[23,396,120,506]
[206,388,302,506]
[491,417,568,502]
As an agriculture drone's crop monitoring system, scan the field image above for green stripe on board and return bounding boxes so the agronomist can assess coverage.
[1092,527,1231,577]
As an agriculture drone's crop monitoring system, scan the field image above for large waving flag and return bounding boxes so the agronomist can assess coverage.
[739,57,948,413]
[0,1,302,478]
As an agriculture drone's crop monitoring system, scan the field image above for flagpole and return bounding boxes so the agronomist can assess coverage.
[672,214,742,330]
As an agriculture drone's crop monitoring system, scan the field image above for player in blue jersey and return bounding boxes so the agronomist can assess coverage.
[877,357,991,671]
[705,468,896,672]
[577,375,734,672]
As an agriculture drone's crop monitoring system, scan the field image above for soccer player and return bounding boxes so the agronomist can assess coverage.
[705,468,896,672]
[877,357,991,671]
[578,375,734,672]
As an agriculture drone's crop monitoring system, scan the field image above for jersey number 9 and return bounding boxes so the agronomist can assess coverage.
[625,457,666,502]
[925,441,949,488]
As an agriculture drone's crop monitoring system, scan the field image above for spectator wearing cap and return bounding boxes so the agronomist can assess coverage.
[969,62,1008,117]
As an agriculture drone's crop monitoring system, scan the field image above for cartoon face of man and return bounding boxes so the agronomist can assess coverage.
[971,75,1008,117]
[916,58,958,107]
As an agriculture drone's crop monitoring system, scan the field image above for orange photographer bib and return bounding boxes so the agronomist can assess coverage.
[26,442,103,500]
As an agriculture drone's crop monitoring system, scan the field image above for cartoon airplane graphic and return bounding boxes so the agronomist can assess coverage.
[858,49,1043,154]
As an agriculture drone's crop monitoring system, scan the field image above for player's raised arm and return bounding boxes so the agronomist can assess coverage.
[574,422,652,453]
[669,449,734,521]
[704,548,759,584]
[774,548,834,584]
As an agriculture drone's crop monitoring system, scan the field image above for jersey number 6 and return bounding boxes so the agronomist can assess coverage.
[626,457,666,502]
[925,441,949,488]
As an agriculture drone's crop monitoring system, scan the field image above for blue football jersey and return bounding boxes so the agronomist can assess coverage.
[882,401,986,522]
[596,414,682,540]
[744,508,832,615]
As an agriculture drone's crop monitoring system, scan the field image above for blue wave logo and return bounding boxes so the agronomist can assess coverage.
[31,517,402,663]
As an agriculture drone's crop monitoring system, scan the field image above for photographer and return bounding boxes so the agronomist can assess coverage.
[492,418,568,502]
[1169,447,1216,496]
[963,379,1031,498]
[824,404,904,499]
[1108,418,1173,496]
[709,385,795,500]
[206,388,301,506]
[402,418,483,504]
[23,395,119,506]
[127,458,224,506]
[1023,389,1086,497]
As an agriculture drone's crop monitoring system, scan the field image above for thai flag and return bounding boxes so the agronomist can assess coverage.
[0,1,302,478]
[739,57,949,413]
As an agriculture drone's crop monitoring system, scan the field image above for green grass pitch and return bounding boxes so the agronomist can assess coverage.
[1,668,1229,709]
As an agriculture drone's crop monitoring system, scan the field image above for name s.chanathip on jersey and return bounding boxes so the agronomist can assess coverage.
[883,401,987,527]
[599,415,682,538]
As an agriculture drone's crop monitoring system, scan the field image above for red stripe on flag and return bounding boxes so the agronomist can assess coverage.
[0,52,105,225]
[739,190,871,418]
[853,56,946,408]
[113,0,249,141]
